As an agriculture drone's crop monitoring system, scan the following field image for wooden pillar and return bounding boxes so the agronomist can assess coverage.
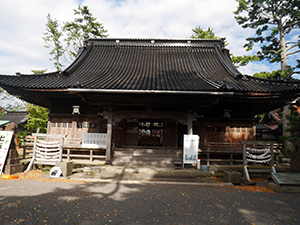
[225,123,231,142]
[200,118,205,143]
[187,113,193,135]
[175,121,178,148]
[71,119,77,139]
[47,121,51,134]
[105,111,113,165]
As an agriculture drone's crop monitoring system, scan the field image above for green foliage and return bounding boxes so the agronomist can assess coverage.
[284,106,300,145]
[281,148,294,158]
[231,55,259,67]
[43,5,108,69]
[63,5,108,60]
[15,130,31,147]
[191,26,219,40]
[43,13,64,71]
[234,0,300,77]
[25,104,49,133]
[253,70,282,79]
[31,69,48,74]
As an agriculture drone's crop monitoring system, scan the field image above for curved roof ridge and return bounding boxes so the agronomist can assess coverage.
[87,37,225,48]
[214,45,242,79]
[0,71,60,77]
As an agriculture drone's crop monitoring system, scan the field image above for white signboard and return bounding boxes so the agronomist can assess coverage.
[82,133,107,148]
[183,134,199,164]
[0,131,13,176]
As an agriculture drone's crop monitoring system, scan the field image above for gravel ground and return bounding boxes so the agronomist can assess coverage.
[0,174,300,225]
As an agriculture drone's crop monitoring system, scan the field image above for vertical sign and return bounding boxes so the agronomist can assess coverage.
[0,131,13,176]
[183,134,199,164]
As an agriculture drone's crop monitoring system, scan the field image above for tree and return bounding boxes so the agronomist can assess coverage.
[25,104,49,133]
[191,26,258,68]
[253,70,282,79]
[63,5,108,61]
[234,0,300,78]
[0,88,25,113]
[22,70,49,133]
[234,0,300,162]
[32,69,47,74]
[43,13,64,71]
[191,26,219,40]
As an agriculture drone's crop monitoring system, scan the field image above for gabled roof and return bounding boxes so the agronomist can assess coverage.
[1,38,300,95]
[0,111,28,125]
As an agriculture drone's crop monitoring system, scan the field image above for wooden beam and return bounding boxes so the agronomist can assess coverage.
[105,111,113,164]
[113,110,188,120]
[187,113,193,135]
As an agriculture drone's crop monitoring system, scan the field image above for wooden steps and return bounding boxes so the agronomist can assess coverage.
[113,147,182,167]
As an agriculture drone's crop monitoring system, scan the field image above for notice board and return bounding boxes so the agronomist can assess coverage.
[0,131,13,175]
[183,134,199,164]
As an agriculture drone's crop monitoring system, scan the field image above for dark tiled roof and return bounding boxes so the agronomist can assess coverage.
[0,111,28,124]
[1,38,300,93]
[255,123,272,130]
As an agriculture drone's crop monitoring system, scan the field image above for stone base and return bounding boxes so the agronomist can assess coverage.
[223,170,242,185]
[4,163,24,175]
[56,161,73,177]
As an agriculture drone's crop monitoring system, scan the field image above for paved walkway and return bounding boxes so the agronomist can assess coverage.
[1,176,299,224]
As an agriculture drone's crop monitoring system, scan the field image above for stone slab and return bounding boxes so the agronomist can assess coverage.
[223,170,242,185]
[271,172,300,186]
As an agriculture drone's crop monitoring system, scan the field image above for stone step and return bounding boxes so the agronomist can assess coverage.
[114,151,182,157]
[114,148,182,153]
[113,156,178,162]
[113,160,175,167]
[113,148,182,167]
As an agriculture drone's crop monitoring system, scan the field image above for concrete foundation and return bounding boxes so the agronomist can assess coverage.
[56,161,73,177]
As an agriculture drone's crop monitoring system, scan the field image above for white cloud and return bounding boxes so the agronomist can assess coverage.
[0,0,280,76]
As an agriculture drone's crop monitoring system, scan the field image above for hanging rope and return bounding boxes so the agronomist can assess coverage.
[246,147,271,163]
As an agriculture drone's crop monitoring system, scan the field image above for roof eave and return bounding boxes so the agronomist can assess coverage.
[67,88,234,95]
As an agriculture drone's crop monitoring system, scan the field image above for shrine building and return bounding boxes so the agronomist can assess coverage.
[1,38,300,166]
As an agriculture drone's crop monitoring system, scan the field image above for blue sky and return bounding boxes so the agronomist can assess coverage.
[0,0,299,79]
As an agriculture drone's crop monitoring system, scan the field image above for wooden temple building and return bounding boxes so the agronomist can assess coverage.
[1,38,300,166]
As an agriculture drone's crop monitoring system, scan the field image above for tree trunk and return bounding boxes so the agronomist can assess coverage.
[279,19,287,75]
[279,19,293,150]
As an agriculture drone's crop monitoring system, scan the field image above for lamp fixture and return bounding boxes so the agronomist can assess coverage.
[72,105,81,115]
[223,109,231,119]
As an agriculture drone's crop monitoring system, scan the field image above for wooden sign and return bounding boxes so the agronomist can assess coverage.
[183,134,199,165]
[0,131,13,176]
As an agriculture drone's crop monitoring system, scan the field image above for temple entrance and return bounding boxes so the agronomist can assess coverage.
[124,119,181,148]
[138,120,163,146]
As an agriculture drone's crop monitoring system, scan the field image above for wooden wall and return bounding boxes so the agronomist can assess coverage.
[47,115,257,147]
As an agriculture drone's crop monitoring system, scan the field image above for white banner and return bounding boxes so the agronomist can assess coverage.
[82,133,107,148]
[183,134,199,164]
[0,131,13,176]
